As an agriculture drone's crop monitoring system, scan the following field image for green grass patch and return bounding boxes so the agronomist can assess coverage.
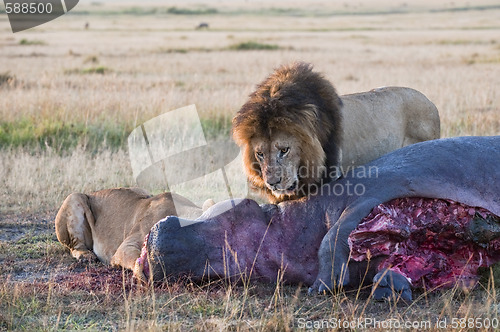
[64,66,110,75]
[166,6,218,15]
[0,118,132,152]
[121,7,162,15]
[14,234,60,259]
[81,66,109,74]
[200,115,232,138]
[0,115,230,153]
[437,39,497,45]
[228,41,280,51]
[83,55,99,64]
[0,233,60,260]
[19,38,46,46]
[100,6,218,15]
[157,47,214,54]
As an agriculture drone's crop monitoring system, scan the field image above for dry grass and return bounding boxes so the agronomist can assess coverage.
[0,147,134,214]
[0,0,499,330]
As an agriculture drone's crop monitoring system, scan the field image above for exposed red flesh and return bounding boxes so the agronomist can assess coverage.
[349,197,500,290]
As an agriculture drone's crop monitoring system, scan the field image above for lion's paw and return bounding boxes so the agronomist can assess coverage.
[71,249,98,264]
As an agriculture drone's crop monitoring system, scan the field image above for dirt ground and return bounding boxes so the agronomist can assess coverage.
[0,211,83,282]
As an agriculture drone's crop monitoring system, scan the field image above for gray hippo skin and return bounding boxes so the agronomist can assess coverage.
[146,197,330,285]
[146,136,500,299]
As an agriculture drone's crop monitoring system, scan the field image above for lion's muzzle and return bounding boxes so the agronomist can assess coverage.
[268,180,298,196]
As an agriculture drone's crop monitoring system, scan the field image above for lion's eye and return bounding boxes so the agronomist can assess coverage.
[255,151,264,160]
[279,147,290,155]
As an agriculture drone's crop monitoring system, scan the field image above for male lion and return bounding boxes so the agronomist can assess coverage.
[55,188,210,280]
[232,62,440,203]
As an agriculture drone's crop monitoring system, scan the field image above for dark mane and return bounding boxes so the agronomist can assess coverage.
[232,62,343,203]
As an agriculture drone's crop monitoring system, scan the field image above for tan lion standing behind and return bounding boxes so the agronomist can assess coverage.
[232,62,440,203]
[55,188,209,280]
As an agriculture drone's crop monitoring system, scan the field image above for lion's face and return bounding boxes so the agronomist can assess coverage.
[232,62,343,203]
[251,131,301,197]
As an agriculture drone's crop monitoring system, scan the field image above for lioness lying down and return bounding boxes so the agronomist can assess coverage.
[55,188,210,280]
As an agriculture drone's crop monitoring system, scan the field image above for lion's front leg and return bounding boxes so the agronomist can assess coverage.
[110,233,143,275]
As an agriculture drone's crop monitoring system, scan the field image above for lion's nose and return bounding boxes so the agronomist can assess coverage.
[267,178,281,189]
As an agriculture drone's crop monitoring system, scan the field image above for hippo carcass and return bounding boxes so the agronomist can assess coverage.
[144,136,500,301]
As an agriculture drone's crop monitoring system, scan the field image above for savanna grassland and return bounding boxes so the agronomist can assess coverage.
[0,0,499,330]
